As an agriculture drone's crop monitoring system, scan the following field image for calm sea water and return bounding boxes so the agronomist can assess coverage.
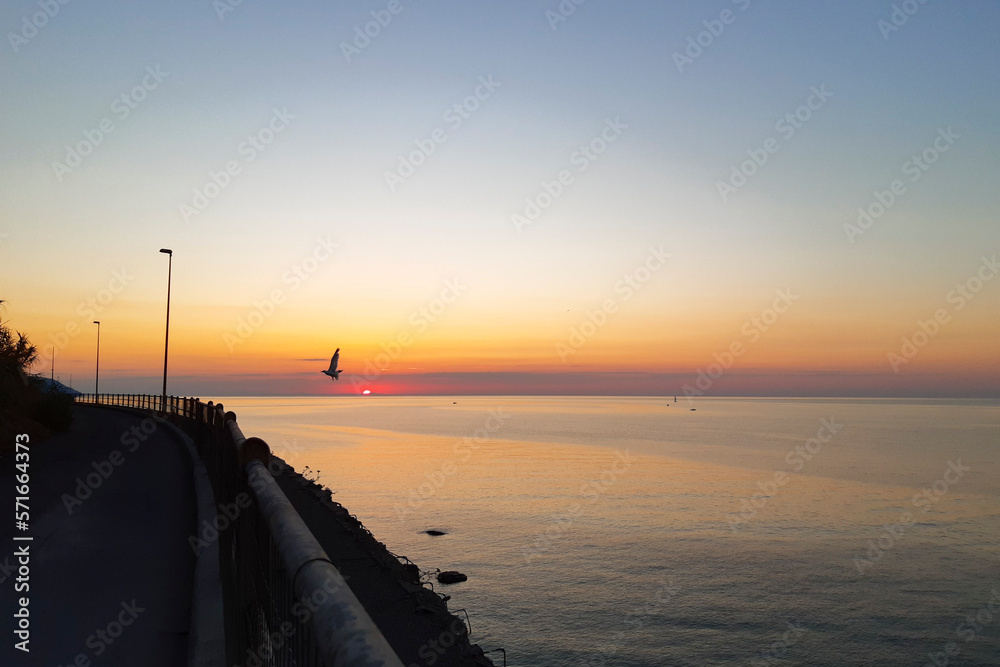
[222,396,1000,666]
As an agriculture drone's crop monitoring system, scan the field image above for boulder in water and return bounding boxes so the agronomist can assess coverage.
[437,571,468,584]
[423,530,447,536]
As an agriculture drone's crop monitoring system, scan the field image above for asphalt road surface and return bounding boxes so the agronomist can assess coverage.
[0,405,196,667]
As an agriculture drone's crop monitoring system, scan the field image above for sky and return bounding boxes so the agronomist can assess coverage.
[1,0,998,397]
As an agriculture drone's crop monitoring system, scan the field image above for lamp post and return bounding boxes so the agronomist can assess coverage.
[50,345,54,383]
[160,248,173,412]
[93,321,101,396]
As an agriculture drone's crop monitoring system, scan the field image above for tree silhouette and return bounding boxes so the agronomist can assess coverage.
[0,300,39,373]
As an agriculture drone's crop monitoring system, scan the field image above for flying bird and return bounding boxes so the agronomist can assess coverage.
[322,349,342,381]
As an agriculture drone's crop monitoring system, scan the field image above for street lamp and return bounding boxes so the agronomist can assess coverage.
[93,321,101,396]
[160,249,172,412]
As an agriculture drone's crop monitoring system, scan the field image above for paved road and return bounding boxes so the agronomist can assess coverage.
[0,406,196,667]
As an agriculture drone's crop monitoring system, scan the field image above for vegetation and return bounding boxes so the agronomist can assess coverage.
[0,300,73,444]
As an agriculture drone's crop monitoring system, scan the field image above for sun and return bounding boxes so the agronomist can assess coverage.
[362,390,371,395]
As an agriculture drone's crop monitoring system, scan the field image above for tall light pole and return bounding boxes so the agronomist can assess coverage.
[160,249,173,412]
[50,345,54,383]
[93,321,101,396]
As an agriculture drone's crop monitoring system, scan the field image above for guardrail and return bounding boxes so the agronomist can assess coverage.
[76,393,405,667]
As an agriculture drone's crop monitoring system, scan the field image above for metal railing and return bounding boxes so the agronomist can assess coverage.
[76,393,405,667]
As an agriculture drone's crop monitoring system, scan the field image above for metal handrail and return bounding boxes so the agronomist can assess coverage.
[75,393,405,667]
[247,461,403,666]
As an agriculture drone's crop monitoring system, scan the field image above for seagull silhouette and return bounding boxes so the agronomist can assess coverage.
[322,349,343,381]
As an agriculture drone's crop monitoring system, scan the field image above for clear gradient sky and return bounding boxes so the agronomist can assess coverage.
[2,1,998,396]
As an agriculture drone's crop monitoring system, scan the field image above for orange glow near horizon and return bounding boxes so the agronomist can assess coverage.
[7,241,999,397]
[13,292,999,397]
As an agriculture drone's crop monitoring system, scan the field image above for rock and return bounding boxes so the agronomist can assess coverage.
[401,563,420,583]
[437,571,468,584]
[423,530,447,536]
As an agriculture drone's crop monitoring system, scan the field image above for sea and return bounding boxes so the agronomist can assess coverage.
[222,396,1000,667]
